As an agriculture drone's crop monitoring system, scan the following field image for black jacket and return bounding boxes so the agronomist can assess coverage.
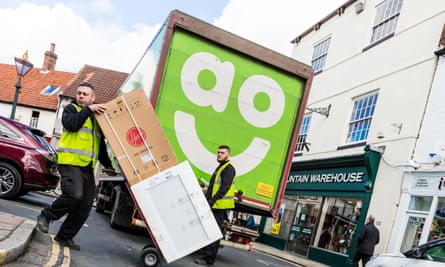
[61,102,113,169]
[356,222,380,255]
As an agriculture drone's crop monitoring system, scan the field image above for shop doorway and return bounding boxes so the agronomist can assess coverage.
[286,196,322,255]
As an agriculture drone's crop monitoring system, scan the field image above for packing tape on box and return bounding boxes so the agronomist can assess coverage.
[102,94,161,183]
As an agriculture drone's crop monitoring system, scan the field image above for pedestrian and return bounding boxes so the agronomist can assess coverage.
[36,82,116,250]
[195,145,236,266]
[353,215,380,267]
[318,224,331,249]
[246,214,256,230]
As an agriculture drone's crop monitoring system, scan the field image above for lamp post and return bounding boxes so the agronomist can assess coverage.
[11,55,33,120]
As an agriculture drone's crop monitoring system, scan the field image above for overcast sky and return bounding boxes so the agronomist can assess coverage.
[0,0,345,73]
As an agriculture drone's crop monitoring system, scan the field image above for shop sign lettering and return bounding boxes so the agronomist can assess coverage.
[287,171,364,184]
[412,176,445,191]
[415,177,429,188]
[302,227,312,235]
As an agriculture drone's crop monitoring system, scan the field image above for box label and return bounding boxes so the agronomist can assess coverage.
[126,127,146,147]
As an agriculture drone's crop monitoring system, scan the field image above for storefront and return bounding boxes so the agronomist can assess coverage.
[387,170,445,253]
[259,146,381,267]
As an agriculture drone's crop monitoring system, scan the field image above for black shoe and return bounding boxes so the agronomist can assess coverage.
[36,214,49,233]
[54,236,80,250]
[194,258,213,266]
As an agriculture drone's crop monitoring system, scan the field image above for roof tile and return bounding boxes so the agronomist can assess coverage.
[0,63,75,111]
[61,65,128,104]
[0,63,129,111]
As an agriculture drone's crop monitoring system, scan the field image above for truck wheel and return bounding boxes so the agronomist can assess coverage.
[95,197,106,213]
[110,189,122,228]
[139,245,162,267]
[110,189,134,229]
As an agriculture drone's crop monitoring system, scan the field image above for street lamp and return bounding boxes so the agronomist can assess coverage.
[11,55,33,119]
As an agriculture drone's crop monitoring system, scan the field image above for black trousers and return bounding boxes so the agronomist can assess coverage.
[42,164,95,240]
[352,252,372,267]
[202,209,227,264]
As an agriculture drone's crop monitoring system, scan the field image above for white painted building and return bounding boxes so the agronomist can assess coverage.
[0,102,57,136]
[277,0,445,264]
[388,47,445,252]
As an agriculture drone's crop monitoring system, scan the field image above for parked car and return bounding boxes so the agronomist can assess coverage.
[366,238,445,266]
[0,116,59,198]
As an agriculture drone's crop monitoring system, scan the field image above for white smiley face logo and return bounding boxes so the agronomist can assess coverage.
[175,52,285,176]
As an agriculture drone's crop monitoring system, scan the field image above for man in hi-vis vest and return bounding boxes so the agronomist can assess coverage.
[37,82,115,250]
[195,145,236,266]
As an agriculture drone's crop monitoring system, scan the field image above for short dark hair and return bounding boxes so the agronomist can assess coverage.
[218,145,230,152]
[78,81,95,92]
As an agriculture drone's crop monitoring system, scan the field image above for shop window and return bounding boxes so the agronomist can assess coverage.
[408,196,432,212]
[399,196,436,252]
[264,196,298,238]
[401,216,425,251]
[429,197,445,241]
[285,196,322,256]
[314,197,362,255]
[400,196,432,251]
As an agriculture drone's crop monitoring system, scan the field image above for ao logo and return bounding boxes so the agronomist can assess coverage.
[175,52,285,175]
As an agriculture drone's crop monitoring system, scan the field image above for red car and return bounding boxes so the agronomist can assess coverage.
[0,116,59,199]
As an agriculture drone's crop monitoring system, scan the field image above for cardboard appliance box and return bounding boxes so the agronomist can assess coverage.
[95,88,177,185]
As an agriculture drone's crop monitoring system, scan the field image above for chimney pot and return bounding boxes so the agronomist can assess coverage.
[42,43,58,72]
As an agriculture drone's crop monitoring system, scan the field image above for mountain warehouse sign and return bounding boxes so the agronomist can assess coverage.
[286,167,370,191]
[288,171,364,184]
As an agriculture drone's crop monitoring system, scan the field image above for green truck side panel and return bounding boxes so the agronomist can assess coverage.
[154,29,305,207]
[117,11,311,213]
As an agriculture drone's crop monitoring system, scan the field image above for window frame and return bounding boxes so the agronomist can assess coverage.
[294,114,312,154]
[370,0,403,44]
[29,110,40,129]
[346,91,379,144]
[311,37,331,73]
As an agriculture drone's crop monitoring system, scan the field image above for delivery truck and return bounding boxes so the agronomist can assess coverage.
[95,9,312,251]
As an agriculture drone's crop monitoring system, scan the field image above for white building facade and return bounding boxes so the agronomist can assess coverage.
[268,0,445,265]
[388,47,445,252]
[0,103,57,137]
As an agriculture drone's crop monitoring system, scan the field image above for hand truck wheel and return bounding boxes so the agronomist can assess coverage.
[139,244,162,267]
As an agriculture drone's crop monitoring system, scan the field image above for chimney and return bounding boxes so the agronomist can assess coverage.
[42,43,58,72]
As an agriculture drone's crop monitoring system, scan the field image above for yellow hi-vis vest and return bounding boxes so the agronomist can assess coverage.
[211,161,235,209]
[57,103,101,168]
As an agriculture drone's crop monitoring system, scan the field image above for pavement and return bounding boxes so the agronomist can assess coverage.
[252,242,329,267]
[0,212,36,265]
[0,210,328,266]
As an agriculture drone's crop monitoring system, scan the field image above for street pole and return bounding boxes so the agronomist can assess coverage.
[11,54,33,120]
[10,76,22,120]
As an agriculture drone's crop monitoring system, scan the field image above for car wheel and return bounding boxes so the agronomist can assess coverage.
[0,162,22,199]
